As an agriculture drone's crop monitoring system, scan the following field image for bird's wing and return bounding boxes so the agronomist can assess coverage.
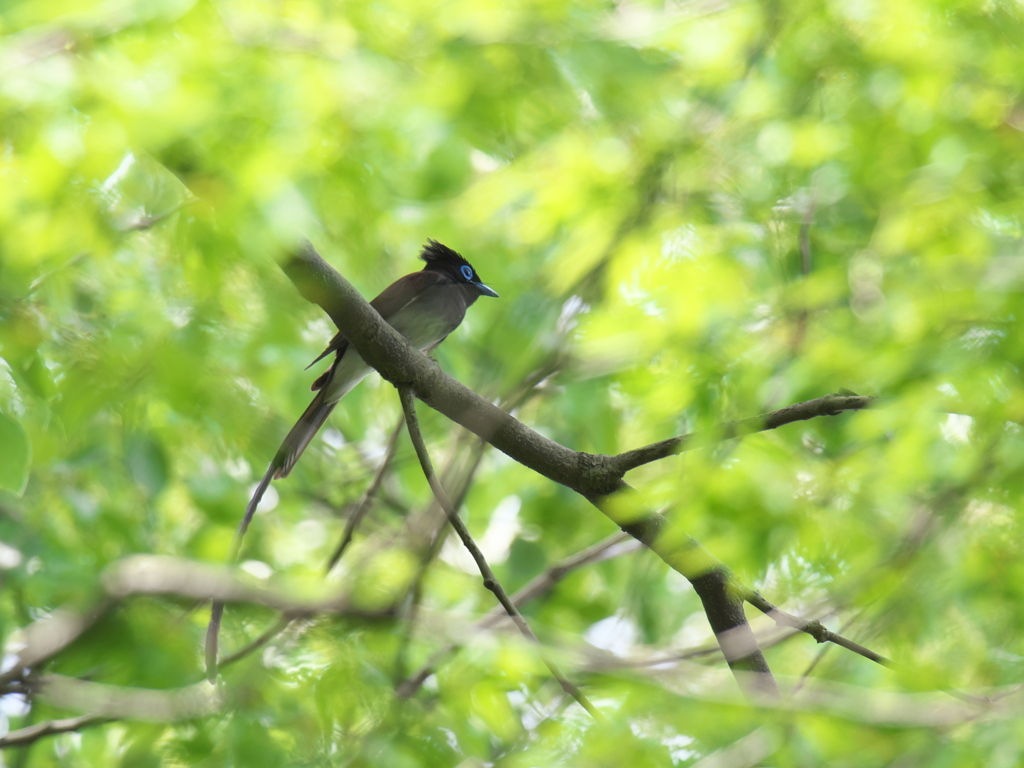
[306,331,348,369]
[368,269,448,318]
[305,270,449,369]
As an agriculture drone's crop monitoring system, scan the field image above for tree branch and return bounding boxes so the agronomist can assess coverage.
[0,555,395,695]
[746,593,891,666]
[0,715,107,749]
[611,393,875,474]
[275,239,878,698]
[35,674,221,722]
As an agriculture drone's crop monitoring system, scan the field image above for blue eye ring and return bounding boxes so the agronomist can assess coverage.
[460,265,474,280]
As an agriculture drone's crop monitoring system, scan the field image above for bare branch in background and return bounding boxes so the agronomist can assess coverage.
[612,393,875,474]
[1,555,395,696]
[0,715,107,749]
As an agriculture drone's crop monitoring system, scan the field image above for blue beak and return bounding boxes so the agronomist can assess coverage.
[474,281,499,298]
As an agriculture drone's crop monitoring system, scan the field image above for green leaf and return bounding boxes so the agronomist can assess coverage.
[124,433,170,498]
[0,410,30,495]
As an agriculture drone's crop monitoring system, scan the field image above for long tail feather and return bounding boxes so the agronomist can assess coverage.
[272,390,339,479]
[214,372,342,679]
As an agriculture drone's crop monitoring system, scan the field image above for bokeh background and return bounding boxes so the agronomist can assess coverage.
[2,0,1024,764]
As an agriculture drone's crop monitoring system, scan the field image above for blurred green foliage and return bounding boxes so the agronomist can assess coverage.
[2,0,1024,764]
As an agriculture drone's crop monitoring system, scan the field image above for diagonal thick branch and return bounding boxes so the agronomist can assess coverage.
[281,240,610,494]
[282,240,869,498]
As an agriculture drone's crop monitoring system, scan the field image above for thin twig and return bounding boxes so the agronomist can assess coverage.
[394,349,569,682]
[393,442,487,682]
[325,415,406,573]
[218,614,298,670]
[400,346,569,614]
[396,385,602,720]
[121,198,197,231]
[397,531,638,699]
[746,592,891,666]
[0,715,108,749]
[612,393,875,474]
[790,605,874,699]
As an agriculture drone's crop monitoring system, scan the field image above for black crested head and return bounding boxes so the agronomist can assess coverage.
[419,240,499,298]
[420,240,471,271]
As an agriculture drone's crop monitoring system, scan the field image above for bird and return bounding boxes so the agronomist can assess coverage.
[209,240,497,681]
[264,239,498,482]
